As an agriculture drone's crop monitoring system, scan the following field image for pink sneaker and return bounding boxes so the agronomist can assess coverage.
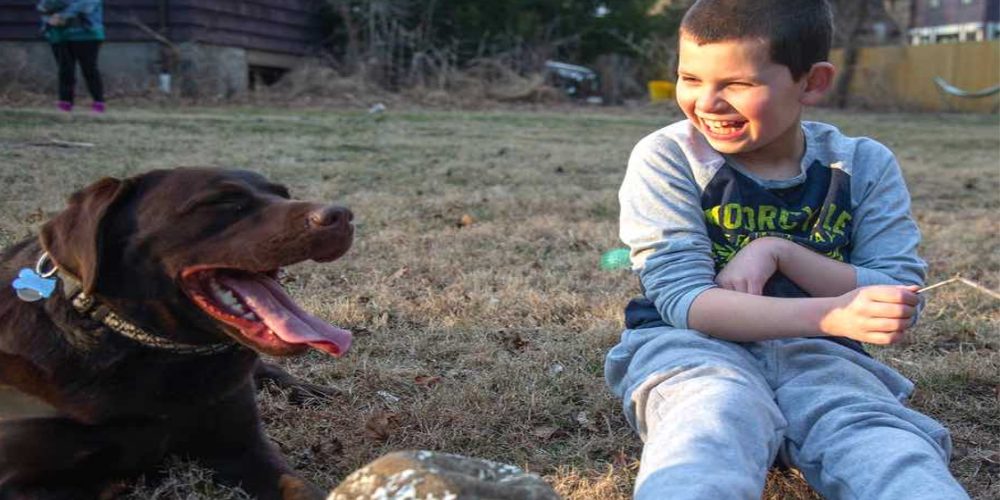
[91,101,106,114]
[57,101,73,112]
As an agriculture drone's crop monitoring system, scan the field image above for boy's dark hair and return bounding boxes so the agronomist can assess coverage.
[680,0,833,80]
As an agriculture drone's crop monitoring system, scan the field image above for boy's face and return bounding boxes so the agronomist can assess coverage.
[676,34,808,162]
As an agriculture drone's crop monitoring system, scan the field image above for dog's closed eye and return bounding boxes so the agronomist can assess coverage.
[178,189,255,214]
[178,181,291,215]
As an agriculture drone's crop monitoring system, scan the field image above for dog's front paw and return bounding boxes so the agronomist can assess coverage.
[278,474,325,500]
[254,361,343,405]
[285,381,343,405]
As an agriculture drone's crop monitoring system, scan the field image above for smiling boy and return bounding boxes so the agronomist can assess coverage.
[604,0,969,498]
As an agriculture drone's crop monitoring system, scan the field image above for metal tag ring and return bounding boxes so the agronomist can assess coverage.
[35,252,58,278]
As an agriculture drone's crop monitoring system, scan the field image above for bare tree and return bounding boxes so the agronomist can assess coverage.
[880,0,913,41]
[329,0,361,74]
[831,0,875,108]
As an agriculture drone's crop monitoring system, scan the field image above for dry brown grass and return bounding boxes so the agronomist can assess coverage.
[0,104,996,499]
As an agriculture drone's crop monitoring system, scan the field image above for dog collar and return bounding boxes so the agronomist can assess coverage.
[62,278,237,355]
[15,252,237,356]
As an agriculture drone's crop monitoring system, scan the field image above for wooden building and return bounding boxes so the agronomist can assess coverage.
[0,0,324,96]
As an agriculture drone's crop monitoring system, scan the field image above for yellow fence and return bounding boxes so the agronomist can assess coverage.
[829,40,1000,113]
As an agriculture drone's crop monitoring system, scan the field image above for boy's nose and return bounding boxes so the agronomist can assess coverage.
[696,89,726,113]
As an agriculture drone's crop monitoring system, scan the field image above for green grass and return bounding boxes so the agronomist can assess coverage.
[0,104,996,499]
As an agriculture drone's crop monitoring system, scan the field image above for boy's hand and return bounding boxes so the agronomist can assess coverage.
[47,14,65,26]
[715,237,782,295]
[819,285,920,345]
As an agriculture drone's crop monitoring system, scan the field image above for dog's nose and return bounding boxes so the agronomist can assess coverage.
[309,205,353,228]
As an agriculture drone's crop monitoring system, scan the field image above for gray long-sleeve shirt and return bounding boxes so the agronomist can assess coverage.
[606,119,927,430]
[619,119,926,332]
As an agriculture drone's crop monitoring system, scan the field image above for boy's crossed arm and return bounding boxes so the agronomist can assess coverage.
[622,129,925,348]
[714,236,855,297]
[690,236,919,345]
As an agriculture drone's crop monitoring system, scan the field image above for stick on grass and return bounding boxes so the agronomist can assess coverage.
[917,275,1000,301]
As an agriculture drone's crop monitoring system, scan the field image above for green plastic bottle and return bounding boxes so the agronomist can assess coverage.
[600,247,631,270]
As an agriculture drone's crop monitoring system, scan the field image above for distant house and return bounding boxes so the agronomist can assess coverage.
[909,0,1000,44]
[0,0,324,96]
[647,0,911,45]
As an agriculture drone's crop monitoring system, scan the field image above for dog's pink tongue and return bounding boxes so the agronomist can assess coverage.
[217,275,351,356]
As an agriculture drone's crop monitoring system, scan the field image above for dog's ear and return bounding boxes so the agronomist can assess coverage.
[40,177,131,294]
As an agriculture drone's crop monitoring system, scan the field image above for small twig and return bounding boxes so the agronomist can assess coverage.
[916,277,962,294]
[917,275,1000,301]
[33,139,95,148]
[956,277,1000,301]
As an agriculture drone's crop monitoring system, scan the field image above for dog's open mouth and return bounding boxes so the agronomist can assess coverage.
[180,268,351,357]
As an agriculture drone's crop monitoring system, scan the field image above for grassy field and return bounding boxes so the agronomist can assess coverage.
[0,104,997,499]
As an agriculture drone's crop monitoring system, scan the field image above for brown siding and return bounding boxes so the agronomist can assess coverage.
[105,0,164,41]
[168,0,321,55]
[0,1,45,40]
[0,0,161,41]
[0,0,322,54]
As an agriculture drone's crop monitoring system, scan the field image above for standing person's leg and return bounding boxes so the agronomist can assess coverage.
[614,329,785,500]
[775,338,968,500]
[49,42,76,111]
[69,41,104,111]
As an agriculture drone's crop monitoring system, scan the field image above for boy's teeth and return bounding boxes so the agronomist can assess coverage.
[704,119,743,133]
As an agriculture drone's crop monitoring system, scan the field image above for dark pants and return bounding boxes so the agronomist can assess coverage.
[50,40,103,104]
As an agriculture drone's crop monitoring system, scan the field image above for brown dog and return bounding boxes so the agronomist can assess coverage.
[0,168,354,499]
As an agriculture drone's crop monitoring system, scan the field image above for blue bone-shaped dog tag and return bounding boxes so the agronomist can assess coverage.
[12,268,57,302]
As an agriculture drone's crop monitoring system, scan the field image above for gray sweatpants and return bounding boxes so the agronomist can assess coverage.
[626,329,968,500]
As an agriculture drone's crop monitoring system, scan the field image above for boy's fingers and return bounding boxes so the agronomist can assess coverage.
[866,317,910,334]
[866,285,920,306]
[859,329,906,345]
[857,331,890,345]
[865,302,916,320]
[884,331,906,345]
[900,288,920,305]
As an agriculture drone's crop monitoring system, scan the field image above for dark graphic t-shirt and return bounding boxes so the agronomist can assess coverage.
[701,161,852,298]
[616,121,925,354]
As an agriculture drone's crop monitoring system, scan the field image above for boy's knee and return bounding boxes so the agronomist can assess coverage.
[632,366,787,499]
[649,364,773,414]
[632,363,778,439]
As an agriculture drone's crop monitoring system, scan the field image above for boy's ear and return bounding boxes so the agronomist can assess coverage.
[800,62,836,105]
